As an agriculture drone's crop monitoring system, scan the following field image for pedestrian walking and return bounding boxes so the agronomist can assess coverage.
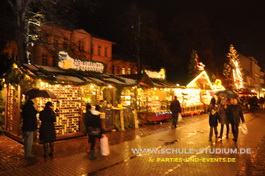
[170,96,181,128]
[83,104,105,160]
[217,100,230,139]
[39,102,56,158]
[209,108,220,141]
[21,98,38,158]
[227,98,245,142]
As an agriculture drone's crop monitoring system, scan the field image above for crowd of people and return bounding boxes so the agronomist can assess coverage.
[20,94,262,159]
[208,98,245,142]
[169,95,250,142]
[21,98,106,160]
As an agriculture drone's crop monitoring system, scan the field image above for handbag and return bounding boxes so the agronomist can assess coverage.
[87,127,101,136]
[178,113,182,122]
[100,136,110,156]
[240,123,248,135]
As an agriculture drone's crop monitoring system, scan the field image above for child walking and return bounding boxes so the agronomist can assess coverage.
[209,108,220,141]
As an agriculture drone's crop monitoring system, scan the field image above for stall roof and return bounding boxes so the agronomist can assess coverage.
[21,64,127,85]
[186,71,213,90]
[151,78,177,88]
[121,74,177,88]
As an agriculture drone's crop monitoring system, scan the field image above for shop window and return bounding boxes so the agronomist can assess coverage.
[78,41,84,51]
[54,37,59,47]
[98,46,101,55]
[122,67,126,75]
[104,47,108,57]
[42,54,48,66]
[128,68,131,74]
[63,38,68,49]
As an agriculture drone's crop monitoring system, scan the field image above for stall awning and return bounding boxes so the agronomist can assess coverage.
[21,64,127,86]
[120,74,177,88]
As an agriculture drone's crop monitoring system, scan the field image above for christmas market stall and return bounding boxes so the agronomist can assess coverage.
[0,60,128,140]
[120,68,177,123]
[174,71,214,116]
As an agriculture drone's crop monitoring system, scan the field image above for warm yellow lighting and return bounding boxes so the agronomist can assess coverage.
[108,85,113,88]
[90,84,95,89]
[40,81,45,87]
[13,64,18,68]
[251,89,255,93]
[154,87,157,90]
[186,71,213,90]
[176,84,180,86]
[4,84,7,88]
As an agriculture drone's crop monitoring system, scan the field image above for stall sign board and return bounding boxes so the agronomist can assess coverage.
[58,51,104,73]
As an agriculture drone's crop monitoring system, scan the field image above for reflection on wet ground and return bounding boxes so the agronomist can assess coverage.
[237,136,265,176]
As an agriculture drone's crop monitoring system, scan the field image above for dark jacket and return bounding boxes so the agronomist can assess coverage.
[170,100,181,113]
[227,105,245,125]
[218,105,229,124]
[209,112,220,127]
[83,111,105,135]
[21,100,38,131]
[39,107,56,142]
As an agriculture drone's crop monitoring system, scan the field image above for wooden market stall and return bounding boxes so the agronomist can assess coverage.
[120,70,177,123]
[173,71,214,116]
[0,63,128,140]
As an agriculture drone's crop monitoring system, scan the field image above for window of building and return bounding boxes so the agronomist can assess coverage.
[128,68,131,74]
[42,54,48,66]
[98,46,101,55]
[78,41,84,51]
[54,37,59,47]
[104,47,108,57]
[63,38,68,49]
[122,67,126,75]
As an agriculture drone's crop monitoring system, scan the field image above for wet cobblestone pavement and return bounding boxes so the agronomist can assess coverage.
[0,114,206,174]
[237,136,265,176]
[1,111,265,176]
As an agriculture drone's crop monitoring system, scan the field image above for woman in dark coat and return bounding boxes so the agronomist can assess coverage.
[83,104,105,160]
[39,102,56,157]
[218,100,230,139]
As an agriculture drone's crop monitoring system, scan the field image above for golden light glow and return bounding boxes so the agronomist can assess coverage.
[90,84,95,89]
[231,59,244,89]
[108,85,113,88]
[186,71,213,90]
[212,79,225,91]
[13,64,18,68]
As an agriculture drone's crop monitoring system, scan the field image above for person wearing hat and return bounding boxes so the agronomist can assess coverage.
[39,102,56,158]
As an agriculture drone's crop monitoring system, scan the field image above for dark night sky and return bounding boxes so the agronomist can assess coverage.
[75,0,265,82]
[1,0,265,82]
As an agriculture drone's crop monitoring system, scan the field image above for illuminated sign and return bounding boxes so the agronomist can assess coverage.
[212,79,225,91]
[145,68,166,79]
[58,51,104,73]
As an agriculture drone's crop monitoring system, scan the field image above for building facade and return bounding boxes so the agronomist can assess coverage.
[238,54,265,96]
[28,25,136,75]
